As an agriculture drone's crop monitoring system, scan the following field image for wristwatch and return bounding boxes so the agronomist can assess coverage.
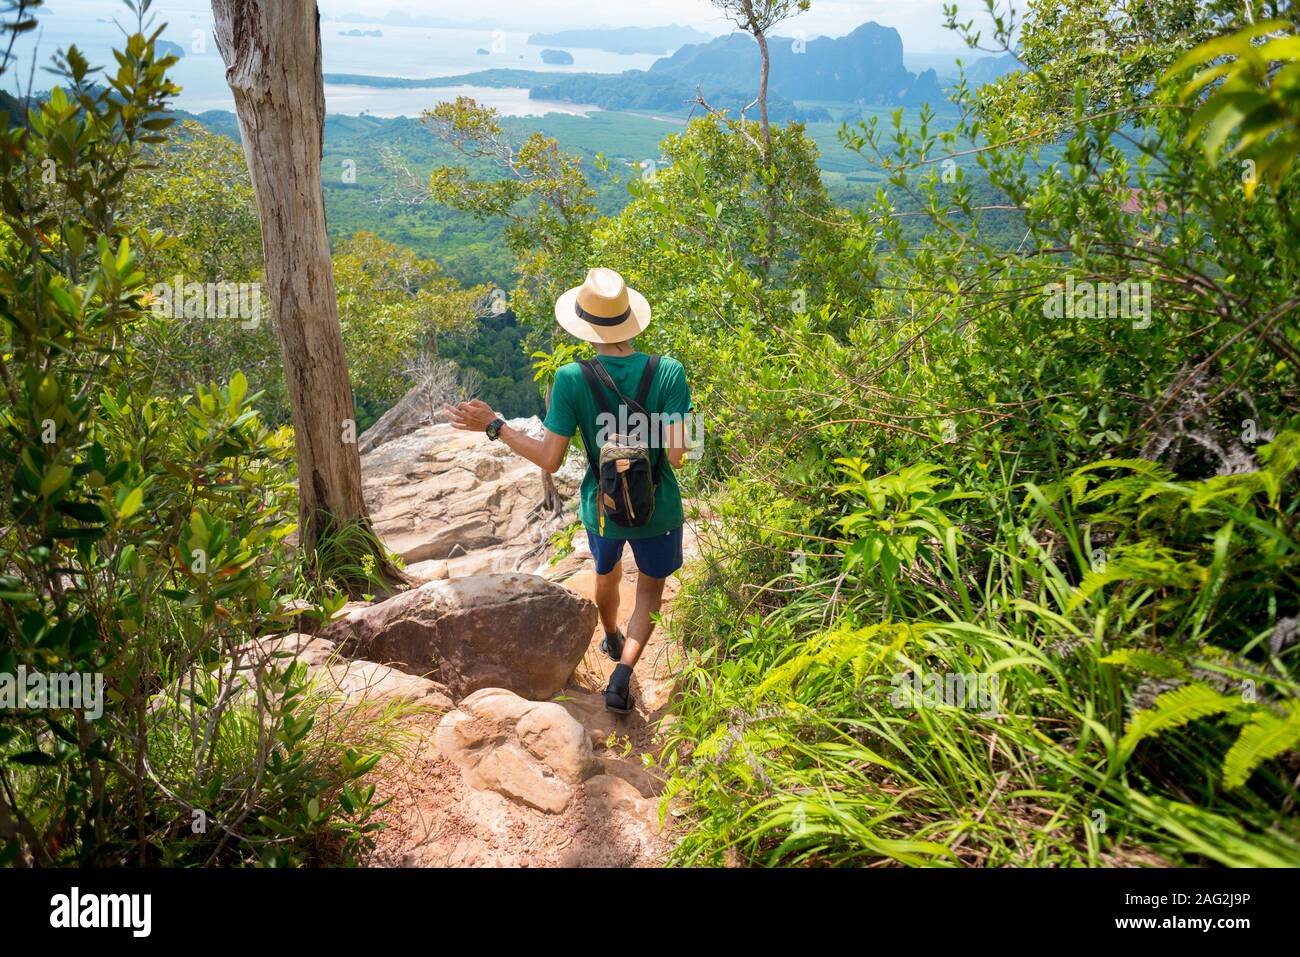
[485,417,505,441]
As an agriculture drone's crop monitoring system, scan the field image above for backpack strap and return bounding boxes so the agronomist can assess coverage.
[582,356,649,419]
[576,359,616,417]
[575,359,612,477]
[633,355,664,481]
[634,354,660,410]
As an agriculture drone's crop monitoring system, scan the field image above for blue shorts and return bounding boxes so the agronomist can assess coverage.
[587,526,684,579]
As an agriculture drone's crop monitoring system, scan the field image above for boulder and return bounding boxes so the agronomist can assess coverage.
[319,659,454,712]
[242,631,338,668]
[222,632,455,714]
[318,572,599,700]
[436,687,599,813]
[361,417,585,574]
[404,558,450,582]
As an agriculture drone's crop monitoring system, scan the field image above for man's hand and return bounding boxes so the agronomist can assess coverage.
[443,397,571,473]
[443,399,500,433]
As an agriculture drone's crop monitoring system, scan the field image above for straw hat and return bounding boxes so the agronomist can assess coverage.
[554,268,652,343]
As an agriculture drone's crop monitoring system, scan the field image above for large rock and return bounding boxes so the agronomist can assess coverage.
[319,658,455,712]
[361,417,585,576]
[220,632,455,715]
[318,573,599,700]
[436,687,599,813]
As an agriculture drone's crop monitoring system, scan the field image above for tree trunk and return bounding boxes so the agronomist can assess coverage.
[212,0,401,593]
[753,24,778,273]
[754,27,772,159]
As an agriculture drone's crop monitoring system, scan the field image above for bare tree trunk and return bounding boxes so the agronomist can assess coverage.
[752,22,778,272]
[754,27,772,159]
[212,0,401,592]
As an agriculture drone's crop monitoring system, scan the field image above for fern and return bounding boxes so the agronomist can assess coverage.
[1067,545,1208,611]
[1222,701,1300,789]
[1097,649,1188,678]
[755,622,920,697]
[1119,683,1247,760]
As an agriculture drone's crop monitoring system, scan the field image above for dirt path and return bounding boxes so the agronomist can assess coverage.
[363,528,695,867]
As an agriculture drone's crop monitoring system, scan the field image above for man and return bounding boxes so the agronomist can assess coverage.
[445,268,691,714]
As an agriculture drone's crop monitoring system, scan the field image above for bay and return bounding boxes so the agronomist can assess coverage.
[4,3,659,116]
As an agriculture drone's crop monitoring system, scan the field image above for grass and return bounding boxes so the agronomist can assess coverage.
[659,452,1300,867]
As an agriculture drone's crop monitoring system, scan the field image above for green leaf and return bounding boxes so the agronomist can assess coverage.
[1163,20,1289,83]
[117,486,144,519]
[228,370,248,407]
[1222,702,1300,789]
[8,750,58,766]
[39,465,71,498]
[1120,683,1246,760]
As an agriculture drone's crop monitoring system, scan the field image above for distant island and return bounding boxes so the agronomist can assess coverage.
[540,49,574,65]
[321,21,971,122]
[527,25,711,55]
[157,39,185,59]
[341,29,383,38]
[476,48,490,55]
[522,22,948,116]
[322,69,828,122]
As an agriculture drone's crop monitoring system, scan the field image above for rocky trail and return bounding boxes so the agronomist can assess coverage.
[252,401,694,866]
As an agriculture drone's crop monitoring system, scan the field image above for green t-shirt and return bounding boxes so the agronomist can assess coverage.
[543,353,691,540]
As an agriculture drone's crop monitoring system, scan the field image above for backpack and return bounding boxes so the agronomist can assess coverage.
[575,355,663,535]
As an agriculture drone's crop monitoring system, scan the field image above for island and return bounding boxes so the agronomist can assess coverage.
[318,21,955,123]
[341,29,383,37]
[476,48,490,55]
[540,49,575,66]
[157,39,185,59]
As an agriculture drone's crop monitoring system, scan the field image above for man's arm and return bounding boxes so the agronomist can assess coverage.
[662,361,693,469]
[664,420,688,469]
[444,399,572,474]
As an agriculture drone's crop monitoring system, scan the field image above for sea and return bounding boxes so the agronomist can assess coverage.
[3,1,663,116]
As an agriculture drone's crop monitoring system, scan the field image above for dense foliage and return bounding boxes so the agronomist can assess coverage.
[125,120,504,426]
[0,4,402,866]
[646,5,1300,865]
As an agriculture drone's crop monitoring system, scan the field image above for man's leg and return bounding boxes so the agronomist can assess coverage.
[593,558,623,636]
[603,530,681,712]
[588,531,627,660]
[605,528,681,712]
[604,573,666,713]
[619,572,667,669]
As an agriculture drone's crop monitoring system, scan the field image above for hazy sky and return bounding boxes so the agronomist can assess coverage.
[48,0,978,53]
[321,0,968,52]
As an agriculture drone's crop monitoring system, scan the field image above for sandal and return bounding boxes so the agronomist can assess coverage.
[599,629,625,662]
[604,682,634,715]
